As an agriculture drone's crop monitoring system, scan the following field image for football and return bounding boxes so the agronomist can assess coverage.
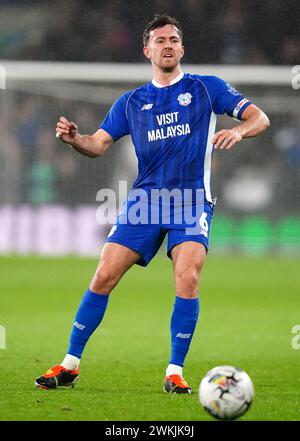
[199,365,254,420]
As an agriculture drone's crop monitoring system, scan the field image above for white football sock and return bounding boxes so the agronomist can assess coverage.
[166,363,183,377]
[61,354,80,370]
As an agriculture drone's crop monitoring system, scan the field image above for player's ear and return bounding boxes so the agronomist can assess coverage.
[180,46,185,59]
[143,46,151,59]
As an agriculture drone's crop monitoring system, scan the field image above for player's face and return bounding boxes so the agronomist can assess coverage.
[144,24,184,72]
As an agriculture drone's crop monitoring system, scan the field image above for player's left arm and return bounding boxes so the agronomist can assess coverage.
[212,104,270,150]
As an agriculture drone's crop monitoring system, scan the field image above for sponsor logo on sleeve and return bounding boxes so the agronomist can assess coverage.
[226,83,240,96]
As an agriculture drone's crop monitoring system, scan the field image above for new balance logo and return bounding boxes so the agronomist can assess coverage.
[176,333,191,339]
[141,103,153,110]
[73,321,86,331]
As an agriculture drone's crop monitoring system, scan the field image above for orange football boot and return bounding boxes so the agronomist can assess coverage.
[164,374,192,394]
[35,365,79,389]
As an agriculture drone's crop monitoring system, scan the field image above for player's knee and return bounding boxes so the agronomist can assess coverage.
[91,264,118,293]
[176,268,199,291]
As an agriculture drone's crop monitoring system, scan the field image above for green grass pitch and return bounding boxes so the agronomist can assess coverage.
[0,254,300,421]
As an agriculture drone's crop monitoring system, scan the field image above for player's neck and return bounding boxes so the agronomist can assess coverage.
[152,67,183,87]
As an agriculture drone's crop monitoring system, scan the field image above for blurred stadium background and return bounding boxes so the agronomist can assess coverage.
[0,0,300,257]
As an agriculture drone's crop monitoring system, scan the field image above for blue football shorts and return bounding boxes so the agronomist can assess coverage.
[105,198,214,267]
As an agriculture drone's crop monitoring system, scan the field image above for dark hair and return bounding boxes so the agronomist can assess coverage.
[143,14,183,46]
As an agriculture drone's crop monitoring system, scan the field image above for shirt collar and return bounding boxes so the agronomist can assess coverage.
[152,71,184,88]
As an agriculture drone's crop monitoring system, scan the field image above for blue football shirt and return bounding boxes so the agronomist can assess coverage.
[99,72,251,203]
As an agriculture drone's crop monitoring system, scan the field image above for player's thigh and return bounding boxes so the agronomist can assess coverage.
[91,242,140,289]
[171,241,207,275]
[100,241,140,272]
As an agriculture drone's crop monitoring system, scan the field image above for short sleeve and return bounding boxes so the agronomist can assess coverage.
[202,76,252,120]
[99,93,130,141]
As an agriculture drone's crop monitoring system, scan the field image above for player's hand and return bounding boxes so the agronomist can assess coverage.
[212,127,243,150]
[56,116,78,143]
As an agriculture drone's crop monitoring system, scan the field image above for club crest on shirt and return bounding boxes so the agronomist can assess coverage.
[177,92,192,106]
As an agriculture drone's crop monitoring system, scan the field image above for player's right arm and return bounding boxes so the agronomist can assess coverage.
[56,116,113,158]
